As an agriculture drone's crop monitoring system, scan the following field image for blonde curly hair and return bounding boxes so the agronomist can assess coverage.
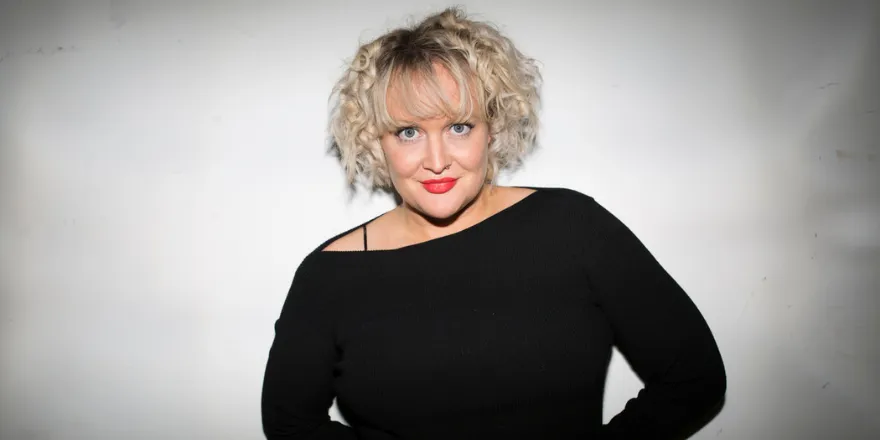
[328,7,542,189]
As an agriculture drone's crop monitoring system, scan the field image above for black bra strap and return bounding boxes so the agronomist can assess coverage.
[363,224,368,251]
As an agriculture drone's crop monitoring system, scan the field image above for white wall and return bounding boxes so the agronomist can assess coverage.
[1,1,878,439]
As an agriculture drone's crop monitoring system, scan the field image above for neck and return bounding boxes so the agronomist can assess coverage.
[397,184,497,241]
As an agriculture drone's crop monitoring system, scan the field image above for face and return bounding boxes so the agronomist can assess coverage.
[380,65,492,221]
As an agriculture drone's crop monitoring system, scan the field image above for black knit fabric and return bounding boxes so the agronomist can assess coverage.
[261,187,726,439]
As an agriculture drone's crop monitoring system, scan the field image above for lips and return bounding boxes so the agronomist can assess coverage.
[421,177,458,194]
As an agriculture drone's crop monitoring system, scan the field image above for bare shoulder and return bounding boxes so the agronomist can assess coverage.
[321,210,397,252]
[499,186,538,206]
[321,227,366,252]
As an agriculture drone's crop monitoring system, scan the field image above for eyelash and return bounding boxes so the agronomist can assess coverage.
[395,123,474,144]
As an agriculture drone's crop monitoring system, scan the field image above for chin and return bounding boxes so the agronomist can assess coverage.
[417,187,481,219]
[411,196,459,220]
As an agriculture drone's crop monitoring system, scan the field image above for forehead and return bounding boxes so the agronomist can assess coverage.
[382,62,478,125]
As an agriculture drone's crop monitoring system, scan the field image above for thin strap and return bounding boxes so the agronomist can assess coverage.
[362,224,368,251]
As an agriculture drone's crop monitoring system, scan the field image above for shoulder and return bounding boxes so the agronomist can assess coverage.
[315,208,399,253]
[320,227,366,252]
[285,226,367,290]
[534,186,594,201]
[527,186,624,231]
[527,185,599,211]
[308,211,386,254]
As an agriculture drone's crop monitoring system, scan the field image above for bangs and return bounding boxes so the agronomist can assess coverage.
[374,59,484,132]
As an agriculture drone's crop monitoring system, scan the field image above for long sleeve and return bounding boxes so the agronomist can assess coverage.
[261,255,357,440]
[582,199,726,439]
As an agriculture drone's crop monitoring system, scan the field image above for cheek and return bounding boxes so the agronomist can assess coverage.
[381,139,420,177]
[455,133,490,169]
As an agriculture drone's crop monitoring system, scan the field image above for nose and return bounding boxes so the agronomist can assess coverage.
[422,134,451,174]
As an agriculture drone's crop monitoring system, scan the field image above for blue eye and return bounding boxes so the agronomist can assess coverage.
[397,127,419,141]
[450,124,472,135]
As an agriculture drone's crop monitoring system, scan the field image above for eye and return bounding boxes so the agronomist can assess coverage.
[396,127,420,141]
[450,123,473,135]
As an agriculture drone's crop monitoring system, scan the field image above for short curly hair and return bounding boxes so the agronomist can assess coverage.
[328,7,542,189]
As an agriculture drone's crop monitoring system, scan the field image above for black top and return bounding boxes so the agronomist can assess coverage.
[261,187,726,439]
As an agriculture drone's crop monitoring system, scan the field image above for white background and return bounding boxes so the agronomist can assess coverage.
[1,0,878,439]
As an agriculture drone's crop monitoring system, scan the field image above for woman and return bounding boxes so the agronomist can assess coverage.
[262,7,725,439]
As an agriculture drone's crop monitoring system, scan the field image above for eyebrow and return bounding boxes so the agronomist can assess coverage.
[391,115,475,125]
[391,120,421,127]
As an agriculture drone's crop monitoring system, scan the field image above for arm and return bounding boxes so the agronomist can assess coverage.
[582,199,726,439]
[261,256,357,440]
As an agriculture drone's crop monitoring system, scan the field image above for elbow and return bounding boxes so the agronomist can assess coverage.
[672,368,726,439]
[696,359,727,412]
[697,340,727,409]
[677,355,726,413]
[262,406,345,440]
[711,353,728,404]
[706,370,727,408]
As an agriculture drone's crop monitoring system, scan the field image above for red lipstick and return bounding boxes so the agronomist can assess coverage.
[422,177,458,194]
